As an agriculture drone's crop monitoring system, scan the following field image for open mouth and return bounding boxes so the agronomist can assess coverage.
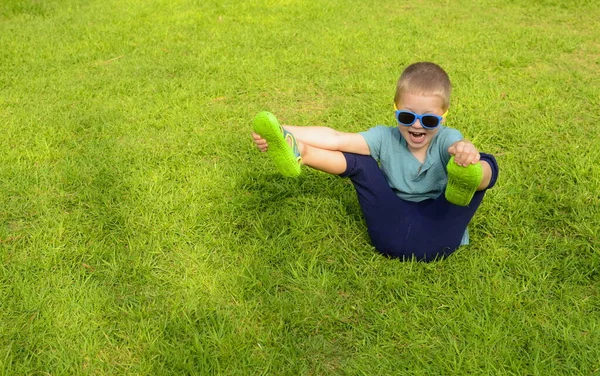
[408,131,426,143]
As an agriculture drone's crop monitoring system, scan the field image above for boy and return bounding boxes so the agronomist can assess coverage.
[252,62,499,261]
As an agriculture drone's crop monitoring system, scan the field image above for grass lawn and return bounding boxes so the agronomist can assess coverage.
[1,0,599,374]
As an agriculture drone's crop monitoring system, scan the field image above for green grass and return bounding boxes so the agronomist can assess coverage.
[1,0,599,374]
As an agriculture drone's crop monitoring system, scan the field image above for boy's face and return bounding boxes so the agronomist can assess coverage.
[396,92,446,154]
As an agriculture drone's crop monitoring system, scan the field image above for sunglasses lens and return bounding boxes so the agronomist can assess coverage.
[397,111,416,125]
[421,116,440,128]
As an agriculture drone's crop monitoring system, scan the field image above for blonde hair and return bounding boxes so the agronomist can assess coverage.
[394,62,452,110]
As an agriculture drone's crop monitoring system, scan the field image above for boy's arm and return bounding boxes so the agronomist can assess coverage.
[282,125,371,155]
[448,140,480,167]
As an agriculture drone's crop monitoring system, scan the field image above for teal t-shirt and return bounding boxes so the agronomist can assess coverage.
[360,125,470,245]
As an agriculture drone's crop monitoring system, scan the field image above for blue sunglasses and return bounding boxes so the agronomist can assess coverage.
[394,109,448,130]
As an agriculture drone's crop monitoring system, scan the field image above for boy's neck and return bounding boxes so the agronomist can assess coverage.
[410,147,428,164]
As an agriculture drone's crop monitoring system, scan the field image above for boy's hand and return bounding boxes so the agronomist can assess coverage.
[252,132,268,152]
[448,140,480,167]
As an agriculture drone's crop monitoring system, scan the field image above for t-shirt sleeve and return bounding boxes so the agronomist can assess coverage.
[359,126,389,161]
[438,127,464,164]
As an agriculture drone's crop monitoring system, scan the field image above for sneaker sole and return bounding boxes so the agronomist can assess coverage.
[253,111,301,178]
[445,156,483,206]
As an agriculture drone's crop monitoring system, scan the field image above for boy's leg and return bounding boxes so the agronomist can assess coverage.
[407,153,500,259]
[404,191,487,260]
[298,142,347,175]
[253,113,350,176]
[283,125,345,151]
[339,152,414,257]
[478,159,494,191]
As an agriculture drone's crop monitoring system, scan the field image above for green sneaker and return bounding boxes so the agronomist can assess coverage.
[445,156,483,206]
[253,111,302,177]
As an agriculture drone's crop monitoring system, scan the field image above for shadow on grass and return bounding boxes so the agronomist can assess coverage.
[235,168,365,227]
[226,167,371,257]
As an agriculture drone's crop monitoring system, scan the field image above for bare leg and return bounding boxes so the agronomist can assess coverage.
[283,125,346,150]
[297,140,347,175]
[478,160,492,191]
[253,124,367,175]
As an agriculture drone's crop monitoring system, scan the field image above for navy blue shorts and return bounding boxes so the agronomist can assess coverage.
[340,153,498,261]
